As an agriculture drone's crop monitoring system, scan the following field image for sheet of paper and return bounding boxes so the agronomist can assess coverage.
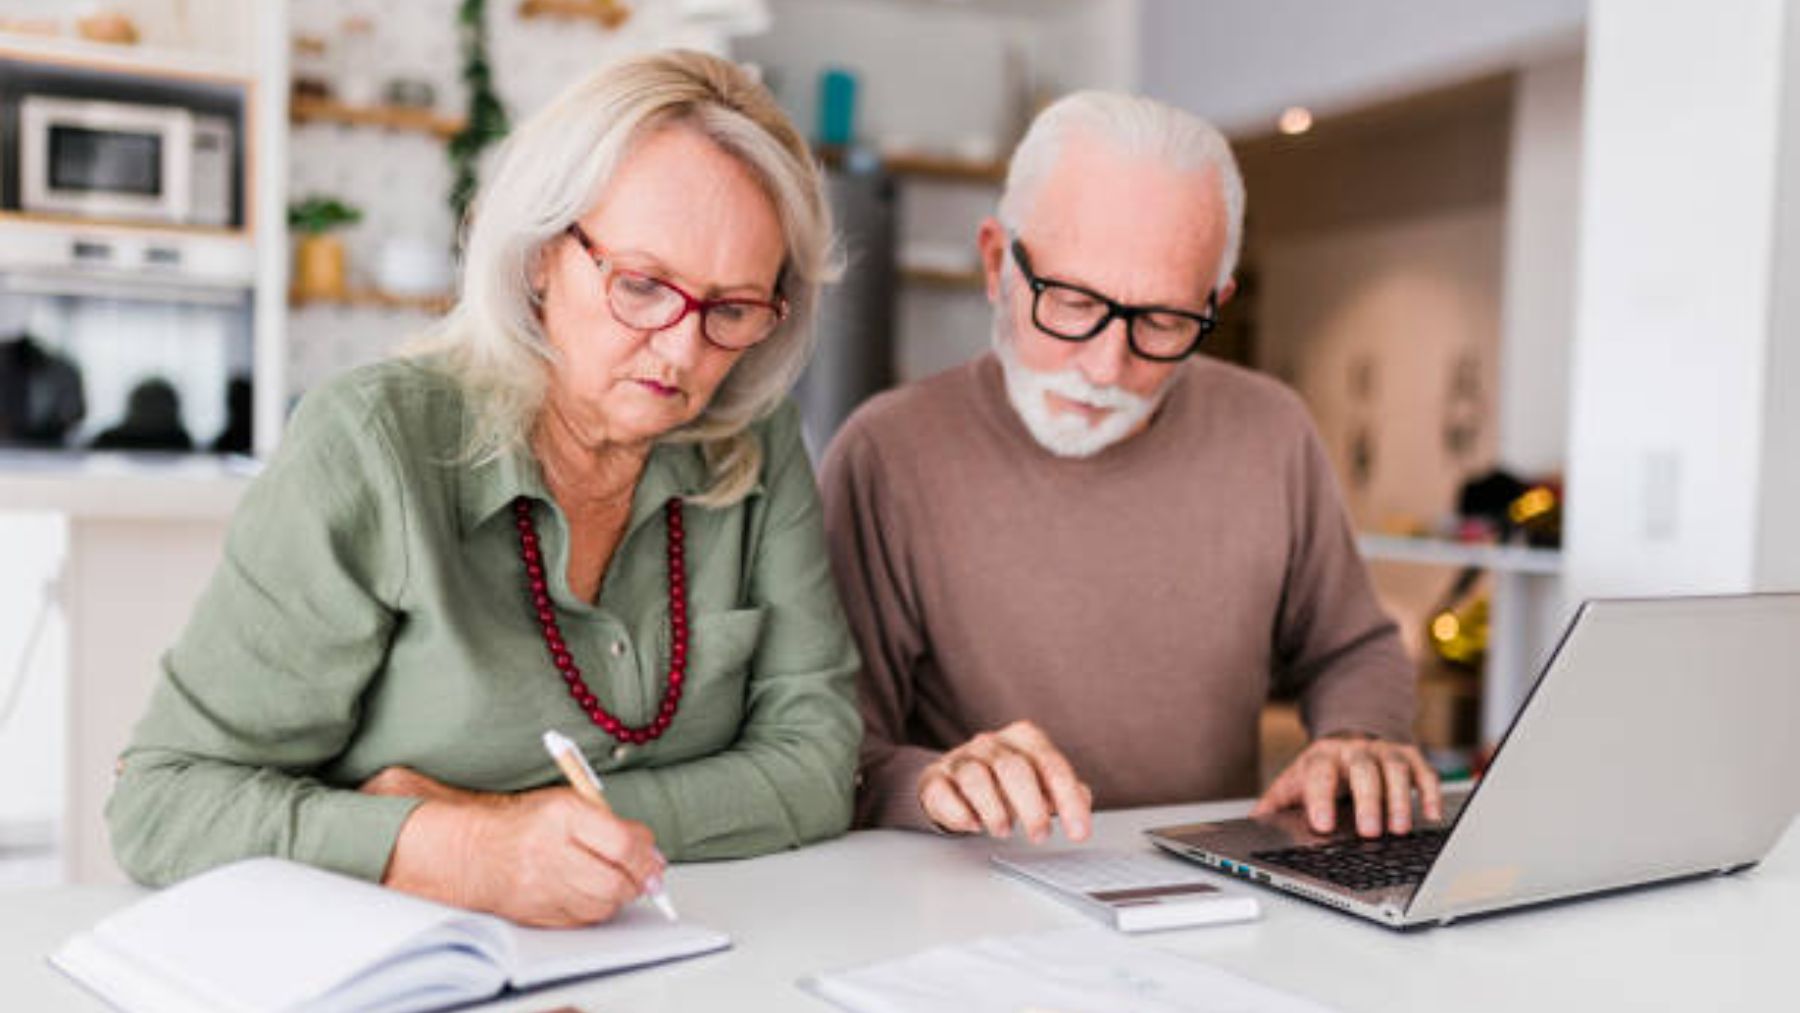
[804,927,1339,1013]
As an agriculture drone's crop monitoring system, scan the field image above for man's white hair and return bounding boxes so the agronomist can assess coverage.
[998,90,1245,292]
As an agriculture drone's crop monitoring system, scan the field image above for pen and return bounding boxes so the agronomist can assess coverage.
[541,729,680,921]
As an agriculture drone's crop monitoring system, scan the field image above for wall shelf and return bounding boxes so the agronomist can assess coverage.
[289,287,453,315]
[1357,533,1563,576]
[900,265,986,289]
[289,96,464,140]
[0,31,254,84]
[518,0,631,28]
[883,152,1008,185]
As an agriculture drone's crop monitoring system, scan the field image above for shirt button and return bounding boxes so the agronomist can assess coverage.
[611,744,630,762]
[609,640,628,658]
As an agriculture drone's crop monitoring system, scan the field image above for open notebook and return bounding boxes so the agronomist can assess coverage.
[50,857,729,1013]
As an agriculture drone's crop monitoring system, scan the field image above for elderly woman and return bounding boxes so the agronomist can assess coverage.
[107,50,859,927]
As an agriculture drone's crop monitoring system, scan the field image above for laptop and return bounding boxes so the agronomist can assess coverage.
[1146,594,1800,928]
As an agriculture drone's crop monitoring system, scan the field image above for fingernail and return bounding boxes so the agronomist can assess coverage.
[653,847,667,866]
[646,874,665,895]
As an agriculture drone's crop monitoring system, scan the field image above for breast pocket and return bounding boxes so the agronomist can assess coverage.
[665,606,767,754]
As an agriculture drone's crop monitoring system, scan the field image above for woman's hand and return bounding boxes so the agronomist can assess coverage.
[364,767,666,927]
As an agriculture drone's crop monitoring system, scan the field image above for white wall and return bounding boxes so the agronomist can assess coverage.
[1497,54,1585,477]
[1758,0,1800,591]
[1565,0,1800,599]
[1138,0,1585,134]
[738,0,1118,155]
[1260,209,1504,534]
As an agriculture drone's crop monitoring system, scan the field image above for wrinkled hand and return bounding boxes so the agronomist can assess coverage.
[917,721,1093,843]
[365,766,664,927]
[1253,733,1443,837]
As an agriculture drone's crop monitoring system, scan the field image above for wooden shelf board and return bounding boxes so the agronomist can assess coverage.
[1357,533,1563,576]
[0,31,253,85]
[290,96,465,140]
[900,266,986,289]
[518,0,632,27]
[0,209,249,241]
[289,287,454,315]
[882,152,1008,184]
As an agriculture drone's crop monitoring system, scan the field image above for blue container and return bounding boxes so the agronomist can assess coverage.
[817,67,858,148]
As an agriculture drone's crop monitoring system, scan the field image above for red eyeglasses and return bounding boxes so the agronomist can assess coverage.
[565,223,787,350]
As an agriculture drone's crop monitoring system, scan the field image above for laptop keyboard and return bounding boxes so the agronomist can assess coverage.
[1251,828,1449,892]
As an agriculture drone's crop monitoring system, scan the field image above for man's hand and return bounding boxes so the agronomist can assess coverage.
[1252,733,1443,837]
[917,721,1093,843]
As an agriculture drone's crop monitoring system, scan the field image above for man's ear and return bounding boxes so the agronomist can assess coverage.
[976,216,1008,304]
[1215,276,1239,308]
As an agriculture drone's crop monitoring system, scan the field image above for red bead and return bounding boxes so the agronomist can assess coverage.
[552,650,572,668]
[538,609,556,627]
[529,577,546,596]
[526,562,543,579]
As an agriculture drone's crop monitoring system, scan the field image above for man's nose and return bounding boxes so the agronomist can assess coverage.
[1075,316,1132,388]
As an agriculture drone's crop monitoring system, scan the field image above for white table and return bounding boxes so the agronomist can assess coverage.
[4,798,1796,1011]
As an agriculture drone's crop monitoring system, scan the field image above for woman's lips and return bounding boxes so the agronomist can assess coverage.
[635,379,682,398]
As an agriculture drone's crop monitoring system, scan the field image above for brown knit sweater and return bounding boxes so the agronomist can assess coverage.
[820,353,1416,830]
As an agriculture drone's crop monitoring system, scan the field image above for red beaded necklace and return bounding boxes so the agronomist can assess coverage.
[511,496,688,745]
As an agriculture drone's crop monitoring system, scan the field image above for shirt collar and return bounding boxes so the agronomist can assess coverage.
[457,436,737,539]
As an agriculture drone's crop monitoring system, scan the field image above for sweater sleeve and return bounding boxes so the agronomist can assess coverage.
[819,418,942,831]
[105,379,421,887]
[1273,419,1418,743]
[592,402,863,859]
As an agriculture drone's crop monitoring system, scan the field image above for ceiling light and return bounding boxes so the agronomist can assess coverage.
[1278,106,1313,136]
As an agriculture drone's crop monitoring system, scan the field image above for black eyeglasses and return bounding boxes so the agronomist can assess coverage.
[565,223,787,351]
[1009,236,1217,362]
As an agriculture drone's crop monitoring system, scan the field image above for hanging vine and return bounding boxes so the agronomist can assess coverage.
[448,0,510,230]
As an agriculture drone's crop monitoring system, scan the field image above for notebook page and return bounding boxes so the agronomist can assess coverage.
[505,904,731,990]
[83,858,503,1011]
[804,926,1340,1013]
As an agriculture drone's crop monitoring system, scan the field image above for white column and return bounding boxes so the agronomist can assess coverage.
[1565,0,1800,601]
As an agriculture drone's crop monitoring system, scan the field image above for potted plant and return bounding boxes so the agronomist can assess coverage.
[289,196,362,300]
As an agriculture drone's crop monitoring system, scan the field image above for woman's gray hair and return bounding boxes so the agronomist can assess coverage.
[407,49,837,506]
[998,90,1244,292]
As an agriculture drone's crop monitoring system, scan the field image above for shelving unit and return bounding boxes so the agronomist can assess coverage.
[289,95,464,139]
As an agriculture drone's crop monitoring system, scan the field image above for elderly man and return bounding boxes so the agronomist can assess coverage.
[820,91,1442,845]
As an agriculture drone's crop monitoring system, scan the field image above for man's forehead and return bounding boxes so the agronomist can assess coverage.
[1019,140,1227,295]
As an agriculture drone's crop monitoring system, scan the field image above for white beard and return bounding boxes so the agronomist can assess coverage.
[992,326,1166,459]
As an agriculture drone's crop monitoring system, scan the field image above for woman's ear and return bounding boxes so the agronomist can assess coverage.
[528,242,552,305]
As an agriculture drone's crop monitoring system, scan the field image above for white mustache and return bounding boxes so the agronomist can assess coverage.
[1034,368,1152,412]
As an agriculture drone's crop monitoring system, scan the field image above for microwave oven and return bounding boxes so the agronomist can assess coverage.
[18,95,234,227]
